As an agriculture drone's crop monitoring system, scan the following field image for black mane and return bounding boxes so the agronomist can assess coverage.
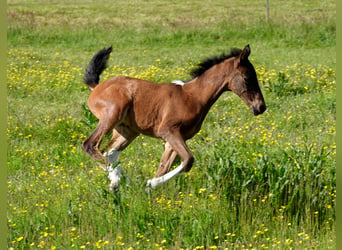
[190,48,242,79]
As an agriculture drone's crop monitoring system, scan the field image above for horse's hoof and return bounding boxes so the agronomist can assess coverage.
[146,178,158,189]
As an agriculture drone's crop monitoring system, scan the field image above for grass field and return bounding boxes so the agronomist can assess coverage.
[7,0,336,249]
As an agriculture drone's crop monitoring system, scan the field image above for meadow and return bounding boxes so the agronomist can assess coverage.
[7,0,336,249]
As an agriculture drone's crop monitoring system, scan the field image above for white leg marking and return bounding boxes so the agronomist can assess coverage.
[106,149,121,164]
[104,149,122,190]
[147,163,184,188]
[108,165,122,191]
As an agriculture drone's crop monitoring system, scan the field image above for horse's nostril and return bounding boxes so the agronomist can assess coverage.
[252,104,266,116]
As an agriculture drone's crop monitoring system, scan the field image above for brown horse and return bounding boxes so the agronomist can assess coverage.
[81,45,266,190]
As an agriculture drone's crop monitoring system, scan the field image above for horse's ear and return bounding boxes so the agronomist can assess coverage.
[240,44,250,61]
[235,44,250,66]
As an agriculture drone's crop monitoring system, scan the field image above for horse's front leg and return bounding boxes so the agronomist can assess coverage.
[147,130,194,188]
[155,142,178,177]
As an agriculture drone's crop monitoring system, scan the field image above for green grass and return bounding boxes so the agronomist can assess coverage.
[7,0,335,249]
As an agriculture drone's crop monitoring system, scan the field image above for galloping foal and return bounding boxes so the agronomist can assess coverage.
[81,45,266,190]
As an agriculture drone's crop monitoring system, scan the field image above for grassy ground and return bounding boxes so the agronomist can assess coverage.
[7,0,335,249]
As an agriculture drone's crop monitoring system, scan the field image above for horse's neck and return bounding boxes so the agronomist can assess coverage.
[184,65,229,110]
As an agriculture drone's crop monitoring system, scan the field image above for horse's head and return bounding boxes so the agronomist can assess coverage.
[228,45,266,116]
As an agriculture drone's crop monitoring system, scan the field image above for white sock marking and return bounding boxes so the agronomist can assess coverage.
[104,149,123,190]
[107,149,121,164]
[108,166,122,191]
[147,163,184,188]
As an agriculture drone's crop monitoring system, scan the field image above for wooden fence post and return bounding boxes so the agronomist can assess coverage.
[266,0,270,22]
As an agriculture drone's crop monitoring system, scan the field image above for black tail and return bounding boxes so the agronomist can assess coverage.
[83,46,112,89]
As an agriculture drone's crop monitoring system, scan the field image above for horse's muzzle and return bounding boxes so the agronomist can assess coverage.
[252,103,266,116]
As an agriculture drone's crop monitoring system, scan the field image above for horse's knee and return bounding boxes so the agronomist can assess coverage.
[183,156,194,172]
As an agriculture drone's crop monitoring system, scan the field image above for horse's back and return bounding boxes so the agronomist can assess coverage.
[88,75,184,125]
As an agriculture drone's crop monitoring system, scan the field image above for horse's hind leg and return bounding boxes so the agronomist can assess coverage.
[82,119,115,164]
[102,126,138,190]
[102,125,138,165]
[82,96,130,164]
[155,142,178,177]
